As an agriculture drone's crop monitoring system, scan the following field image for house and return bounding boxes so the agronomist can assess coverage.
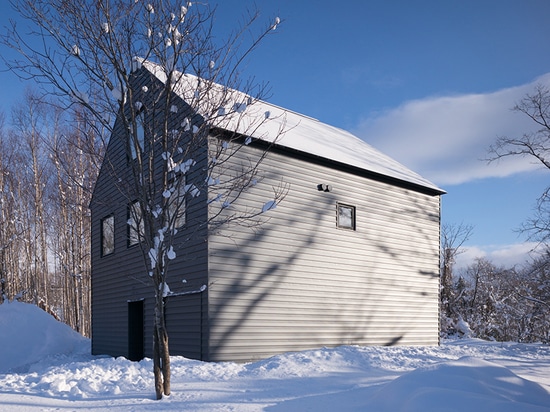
[90,60,445,362]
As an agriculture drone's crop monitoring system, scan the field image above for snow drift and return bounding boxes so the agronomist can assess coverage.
[0,300,549,411]
[0,301,89,374]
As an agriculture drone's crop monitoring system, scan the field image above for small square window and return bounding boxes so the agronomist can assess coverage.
[337,203,355,230]
[101,214,115,256]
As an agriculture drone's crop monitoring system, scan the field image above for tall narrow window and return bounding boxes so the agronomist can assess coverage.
[337,203,356,230]
[101,214,115,256]
[168,176,187,229]
[128,201,144,247]
[131,112,145,160]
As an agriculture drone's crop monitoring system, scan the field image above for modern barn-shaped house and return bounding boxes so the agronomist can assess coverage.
[90,60,445,362]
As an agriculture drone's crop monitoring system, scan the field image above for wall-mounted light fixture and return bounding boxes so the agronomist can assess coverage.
[317,183,332,192]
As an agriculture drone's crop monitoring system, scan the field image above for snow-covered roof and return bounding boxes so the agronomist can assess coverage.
[138,59,444,194]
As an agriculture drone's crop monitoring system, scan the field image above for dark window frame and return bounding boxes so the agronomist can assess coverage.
[127,201,144,247]
[337,203,356,230]
[129,110,145,162]
[101,214,115,256]
[168,174,187,230]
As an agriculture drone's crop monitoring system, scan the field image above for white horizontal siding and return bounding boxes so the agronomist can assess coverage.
[207,142,440,362]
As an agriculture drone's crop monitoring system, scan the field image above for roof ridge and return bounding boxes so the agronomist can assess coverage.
[137,58,444,195]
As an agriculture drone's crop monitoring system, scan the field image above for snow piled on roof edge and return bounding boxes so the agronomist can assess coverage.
[137,58,444,194]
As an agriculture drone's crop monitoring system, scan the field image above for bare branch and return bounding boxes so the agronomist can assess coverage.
[2,0,283,399]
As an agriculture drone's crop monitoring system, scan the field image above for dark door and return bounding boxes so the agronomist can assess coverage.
[164,293,203,360]
[128,300,144,361]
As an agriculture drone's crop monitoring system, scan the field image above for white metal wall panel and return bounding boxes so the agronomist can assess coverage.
[207,142,441,361]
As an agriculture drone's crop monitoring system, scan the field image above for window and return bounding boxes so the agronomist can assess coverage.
[130,113,145,160]
[128,201,144,247]
[168,177,187,229]
[337,203,355,230]
[101,215,115,256]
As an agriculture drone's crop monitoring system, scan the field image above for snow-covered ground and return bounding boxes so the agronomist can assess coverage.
[1,301,550,411]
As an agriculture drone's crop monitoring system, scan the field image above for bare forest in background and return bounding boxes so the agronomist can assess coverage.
[440,223,550,344]
[0,91,105,338]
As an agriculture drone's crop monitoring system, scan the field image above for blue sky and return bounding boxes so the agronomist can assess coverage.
[225,0,550,269]
[1,0,550,269]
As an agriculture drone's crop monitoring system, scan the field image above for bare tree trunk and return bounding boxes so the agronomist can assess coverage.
[161,324,171,396]
[440,223,473,334]
[4,0,284,398]
[153,304,164,399]
[0,127,27,302]
[48,109,100,336]
[152,277,171,399]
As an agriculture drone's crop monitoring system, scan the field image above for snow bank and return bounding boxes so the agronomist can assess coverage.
[0,301,89,373]
[0,302,549,411]
[366,356,550,412]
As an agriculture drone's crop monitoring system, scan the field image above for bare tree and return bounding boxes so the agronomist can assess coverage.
[0,91,99,332]
[440,222,473,336]
[511,253,550,342]
[2,0,283,399]
[455,256,550,343]
[0,124,27,303]
[49,108,102,336]
[0,112,16,303]
[488,84,550,243]
[10,91,54,309]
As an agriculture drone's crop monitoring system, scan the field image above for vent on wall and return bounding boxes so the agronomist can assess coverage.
[317,184,332,192]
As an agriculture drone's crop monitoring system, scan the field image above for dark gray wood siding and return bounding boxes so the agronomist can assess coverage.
[90,69,209,360]
[91,137,209,359]
[90,121,153,357]
[207,142,441,362]
[165,291,206,359]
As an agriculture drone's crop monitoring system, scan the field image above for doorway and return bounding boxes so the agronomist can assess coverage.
[128,300,144,361]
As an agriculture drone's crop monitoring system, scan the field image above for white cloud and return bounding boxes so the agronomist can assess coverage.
[455,242,544,271]
[354,74,550,186]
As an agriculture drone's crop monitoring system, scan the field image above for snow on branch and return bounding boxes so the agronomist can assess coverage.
[261,200,276,213]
